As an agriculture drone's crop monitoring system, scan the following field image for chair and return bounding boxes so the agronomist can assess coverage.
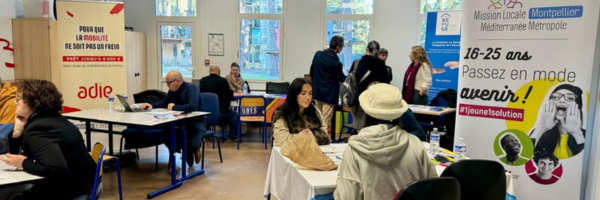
[90,142,123,200]
[266,82,289,94]
[200,93,224,169]
[337,105,354,141]
[244,80,252,93]
[119,89,167,171]
[440,159,506,200]
[393,177,460,200]
[237,96,268,150]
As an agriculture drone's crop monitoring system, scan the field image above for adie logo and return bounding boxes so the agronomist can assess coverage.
[78,83,113,99]
[489,0,523,10]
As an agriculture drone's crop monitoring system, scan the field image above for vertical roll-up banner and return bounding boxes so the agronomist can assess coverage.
[56,0,127,110]
[456,0,600,199]
[425,10,461,103]
[0,0,20,80]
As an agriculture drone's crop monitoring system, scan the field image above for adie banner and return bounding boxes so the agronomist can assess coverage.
[57,0,127,110]
[455,0,600,199]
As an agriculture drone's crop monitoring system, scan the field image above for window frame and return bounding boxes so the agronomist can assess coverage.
[155,0,198,18]
[156,22,197,88]
[237,1,285,82]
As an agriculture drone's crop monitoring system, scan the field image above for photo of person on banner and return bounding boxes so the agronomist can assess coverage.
[528,151,561,185]
[529,84,586,159]
[499,133,529,166]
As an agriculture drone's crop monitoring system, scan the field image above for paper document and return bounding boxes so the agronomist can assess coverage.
[0,173,17,184]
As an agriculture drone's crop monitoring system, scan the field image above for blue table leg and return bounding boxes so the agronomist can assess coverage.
[181,122,187,177]
[148,123,180,199]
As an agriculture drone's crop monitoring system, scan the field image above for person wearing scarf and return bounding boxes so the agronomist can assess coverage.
[402,46,432,105]
[226,62,245,93]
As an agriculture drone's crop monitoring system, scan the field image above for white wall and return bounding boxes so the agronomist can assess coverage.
[122,0,420,91]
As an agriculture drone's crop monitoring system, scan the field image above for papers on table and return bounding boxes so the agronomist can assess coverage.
[0,173,17,184]
[409,105,449,112]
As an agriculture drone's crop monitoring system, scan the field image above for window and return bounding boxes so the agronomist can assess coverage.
[159,25,194,78]
[419,0,462,46]
[239,0,283,14]
[239,19,281,80]
[155,0,197,17]
[326,0,373,14]
[326,20,370,74]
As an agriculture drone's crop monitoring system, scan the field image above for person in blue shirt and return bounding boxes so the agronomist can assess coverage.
[141,70,206,167]
[400,109,426,141]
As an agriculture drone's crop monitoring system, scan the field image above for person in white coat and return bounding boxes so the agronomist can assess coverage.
[334,83,438,200]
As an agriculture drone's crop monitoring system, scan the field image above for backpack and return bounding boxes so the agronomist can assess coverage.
[340,59,370,107]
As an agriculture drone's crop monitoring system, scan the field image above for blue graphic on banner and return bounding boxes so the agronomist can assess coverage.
[425,11,461,103]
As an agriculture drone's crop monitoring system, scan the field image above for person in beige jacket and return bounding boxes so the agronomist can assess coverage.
[272,78,330,147]
[402,46,433,105]
[334,83,438,200]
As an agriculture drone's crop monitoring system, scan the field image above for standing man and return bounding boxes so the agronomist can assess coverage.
[310,35,346,135]
[200,64,239,141]
[141,70,206,167]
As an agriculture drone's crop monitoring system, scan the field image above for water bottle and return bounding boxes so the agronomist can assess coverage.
[243,84,248,94]
[108,93,114,110]
[430,128,440,155]
[123,93,128,102]
[454,137,466,162]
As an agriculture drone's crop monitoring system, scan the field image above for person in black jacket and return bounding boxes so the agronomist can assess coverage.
[200,64,239,141]
[379,48,393,81]
[309,35,346,134]
[349,40,390,130]
[141,70,206,167]
[1,79,96,200]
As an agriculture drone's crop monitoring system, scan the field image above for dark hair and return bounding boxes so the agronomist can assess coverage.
[329,35,344,49]
[19,79,63,114]
[379,48,389,56]
[273,78,321,129]
[533,151,559,167]
[231,62,240,69]
[367,40,380,58]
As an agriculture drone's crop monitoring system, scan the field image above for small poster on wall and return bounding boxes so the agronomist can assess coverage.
[208,33,224,56]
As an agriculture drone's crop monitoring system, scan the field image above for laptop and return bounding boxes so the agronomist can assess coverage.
[116,94,150,112]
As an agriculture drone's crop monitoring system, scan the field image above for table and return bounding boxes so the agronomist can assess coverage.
[63,108,210,199]
[263,143,514,200]
[408,104,456,116]
[0,155,43,188]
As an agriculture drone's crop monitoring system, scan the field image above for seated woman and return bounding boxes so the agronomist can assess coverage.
[334,83,437,200]
[0,80,97,200]
[272,78,330,147]
[226,62,245,93]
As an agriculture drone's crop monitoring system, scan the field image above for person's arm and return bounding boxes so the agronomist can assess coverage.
[273,118,294,147]
[221,79,234,100]
[151,94,169,109]
[420,64,433,91]
[7,130,22,154]
[172,86,200,112]
[334,146,363,200]
[310,52,317,80]
[337,62,346,83]
[400,110,426,141]
[22,126,68,177]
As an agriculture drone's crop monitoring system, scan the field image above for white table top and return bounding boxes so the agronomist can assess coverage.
[0,155,43,186]
[63,108,210,126]
[409,104,456,116]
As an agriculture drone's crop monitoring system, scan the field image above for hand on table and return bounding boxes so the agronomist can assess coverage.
[140,103,153,110]
[0,153,27,168]
[167,103,175,111]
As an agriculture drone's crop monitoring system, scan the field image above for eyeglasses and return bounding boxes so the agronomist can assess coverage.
[15,96,22,104]
[550,93,576,101]
[166,79,178,85]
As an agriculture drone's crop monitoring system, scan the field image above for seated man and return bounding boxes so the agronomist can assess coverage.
[200,64,239,141]
[141,70,206,167]
[0,76,16,154]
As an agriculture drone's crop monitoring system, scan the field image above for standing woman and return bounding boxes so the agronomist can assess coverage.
[1,80,97,200]
[226,62,245,93]
[349,40,390,131]
[402,46,433,105]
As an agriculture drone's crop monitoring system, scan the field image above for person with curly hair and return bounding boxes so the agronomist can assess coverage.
[0,79,97,200]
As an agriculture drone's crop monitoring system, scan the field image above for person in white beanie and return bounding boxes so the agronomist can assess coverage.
[334,83,437,200]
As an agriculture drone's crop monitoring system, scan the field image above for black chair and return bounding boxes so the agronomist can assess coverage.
[440,159,506,200]
[119,89,167,171]
[244,80,252,93]
[266,82,289,94]
[394,177,460,200]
